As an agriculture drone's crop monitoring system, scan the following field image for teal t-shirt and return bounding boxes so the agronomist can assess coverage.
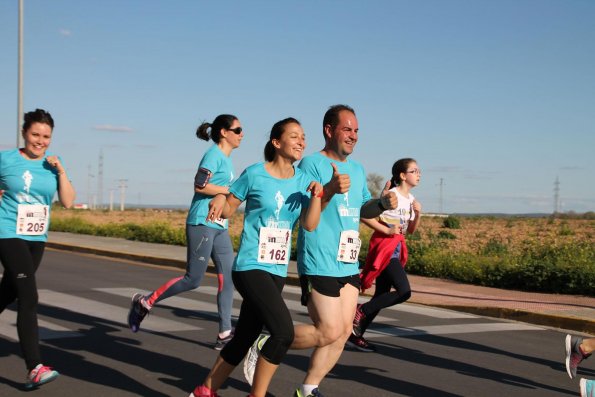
[186,145,234,229]
[297,152,372,277]
[0,149,61,242]
[230,162,311,277]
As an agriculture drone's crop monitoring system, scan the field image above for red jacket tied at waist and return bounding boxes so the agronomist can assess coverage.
[360,231,408,292]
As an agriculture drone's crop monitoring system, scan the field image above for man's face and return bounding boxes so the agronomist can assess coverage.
[325,110,359,158]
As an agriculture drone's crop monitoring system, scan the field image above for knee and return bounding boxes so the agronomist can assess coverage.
[317,324,343,346]
[19,289,38,311]
[184,275,202,290]
[400,290,411,302]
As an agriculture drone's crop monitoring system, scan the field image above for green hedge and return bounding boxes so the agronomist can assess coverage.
[50,216,595,296]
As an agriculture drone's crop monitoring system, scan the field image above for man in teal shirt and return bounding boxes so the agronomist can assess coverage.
[291,105,397,397]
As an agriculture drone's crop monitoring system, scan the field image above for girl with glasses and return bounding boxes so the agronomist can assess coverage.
[348,158,422,352]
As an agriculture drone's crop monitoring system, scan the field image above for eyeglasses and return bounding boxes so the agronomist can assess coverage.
[227,127,243,135]
[406,169,421,175]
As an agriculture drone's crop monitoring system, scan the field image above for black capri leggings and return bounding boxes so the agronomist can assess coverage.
[0,238,45,370]
[359,257,411,334]
[220,269,294,366]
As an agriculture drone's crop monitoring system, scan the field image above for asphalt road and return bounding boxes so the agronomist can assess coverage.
[0,249,593,396]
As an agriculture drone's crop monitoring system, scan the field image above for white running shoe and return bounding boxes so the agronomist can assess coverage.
[243,334,269,385]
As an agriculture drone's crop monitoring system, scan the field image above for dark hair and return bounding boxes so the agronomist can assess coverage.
[391,158,416,188]
[322,104,355,135]
[264,117,301,162]
[196,114,237,143]
[22,109,54,132]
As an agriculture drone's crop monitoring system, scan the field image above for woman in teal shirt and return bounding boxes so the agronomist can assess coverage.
[189,117,323,397]
[128,114,242,350]
[0,109,75,389]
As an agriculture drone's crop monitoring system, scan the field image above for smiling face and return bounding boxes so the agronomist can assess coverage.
[22,122,53,159]
[274,122,306,162]
[324,110,358,160]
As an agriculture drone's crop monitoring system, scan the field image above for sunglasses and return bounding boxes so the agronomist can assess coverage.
[228,127,243,135]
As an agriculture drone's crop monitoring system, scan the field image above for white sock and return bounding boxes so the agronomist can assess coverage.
[218,329,232,338]
[301,384,318,396]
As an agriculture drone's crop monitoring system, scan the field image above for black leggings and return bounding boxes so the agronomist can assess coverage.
[220,270,294,366]
[359,258,411,335]
[0,238,45,370]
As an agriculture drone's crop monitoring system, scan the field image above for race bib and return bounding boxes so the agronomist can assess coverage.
[213,217,228,228]
[17,204,49,236]
[337,230,361,263]
[258,227,291,265]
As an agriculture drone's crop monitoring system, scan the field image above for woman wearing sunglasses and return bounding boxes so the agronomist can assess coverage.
[128,114,243,350]
[348,158,422,352]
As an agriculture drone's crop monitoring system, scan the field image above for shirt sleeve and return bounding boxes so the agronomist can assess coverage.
[198,148,221,173]
[229,167,251,201]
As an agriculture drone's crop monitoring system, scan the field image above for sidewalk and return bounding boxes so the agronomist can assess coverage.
[47,231,595,334]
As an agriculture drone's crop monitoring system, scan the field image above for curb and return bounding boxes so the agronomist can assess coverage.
[46,242,593,334]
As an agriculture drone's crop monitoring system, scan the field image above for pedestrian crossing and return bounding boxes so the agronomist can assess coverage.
[0,285,544,343]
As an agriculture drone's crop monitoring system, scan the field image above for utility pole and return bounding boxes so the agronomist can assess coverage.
[97,149,104,209]
[554,176,560,214]
[438,178,444,214]
[109,189,114,211]
[118,179,128,211]
[17,0,24,147]
[87,164,95,207]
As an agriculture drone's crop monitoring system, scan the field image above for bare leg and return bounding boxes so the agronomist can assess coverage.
[203,355,235,391]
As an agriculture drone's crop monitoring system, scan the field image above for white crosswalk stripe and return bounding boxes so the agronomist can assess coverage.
[0,285,545,343]
[0,309,83,341]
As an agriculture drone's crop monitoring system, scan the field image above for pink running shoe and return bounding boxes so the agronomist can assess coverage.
[25,364,59,389]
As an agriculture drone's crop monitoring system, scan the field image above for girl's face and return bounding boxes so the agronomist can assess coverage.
[401,162,421,187]
[22,122,52,159]
[274,122,306,162]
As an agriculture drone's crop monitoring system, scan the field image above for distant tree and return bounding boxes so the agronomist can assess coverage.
[367,173,384,198]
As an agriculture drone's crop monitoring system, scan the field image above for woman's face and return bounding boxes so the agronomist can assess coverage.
[22,122,52,159]
[275,122,306,162]
[224,119,244,149]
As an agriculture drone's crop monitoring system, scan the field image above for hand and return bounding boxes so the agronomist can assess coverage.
[325,163,350,195]
[46,155,65,174]
[412,200,422,213]
[207,194,227,222]
[379,180,397,210]
[306,181,324,199]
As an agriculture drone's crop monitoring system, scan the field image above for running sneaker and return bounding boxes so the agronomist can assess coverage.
[25,364,59,389]
[580,378,594,397]
[293,387,325,397]
[566,334,591,379]
[352,303,366,337]
[243,334,269,385]
[214,331,234,351]
[346,333,376,352]
[127,293,149,333]
[188,384,220,397]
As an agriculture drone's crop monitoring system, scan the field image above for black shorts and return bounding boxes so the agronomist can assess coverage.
[299,274,361,306]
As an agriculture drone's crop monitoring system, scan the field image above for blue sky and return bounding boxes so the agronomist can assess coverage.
[1,0,594,214]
